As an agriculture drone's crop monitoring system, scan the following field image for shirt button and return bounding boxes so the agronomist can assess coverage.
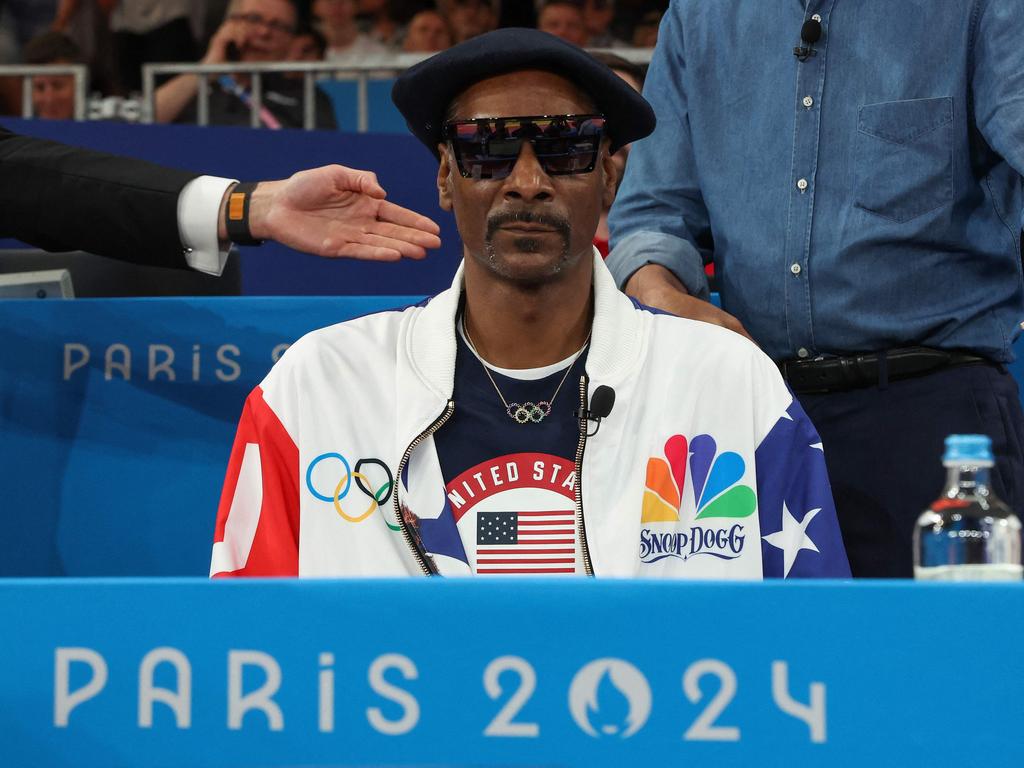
[812,13,822,22]
[790,263,802,275]
[797,347,810,358]
[796,178,809,191]
[802,95,814,108]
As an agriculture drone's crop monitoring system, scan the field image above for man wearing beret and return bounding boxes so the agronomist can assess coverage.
[211,29,850,579]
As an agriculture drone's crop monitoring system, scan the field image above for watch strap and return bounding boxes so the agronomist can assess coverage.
[224,182,264,246]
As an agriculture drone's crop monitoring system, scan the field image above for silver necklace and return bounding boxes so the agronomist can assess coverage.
[463,319,590,425]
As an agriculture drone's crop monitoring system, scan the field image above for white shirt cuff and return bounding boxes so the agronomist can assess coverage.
[177,175,238,276]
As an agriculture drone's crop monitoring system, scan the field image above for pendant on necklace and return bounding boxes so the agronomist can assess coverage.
[507,401,552,424]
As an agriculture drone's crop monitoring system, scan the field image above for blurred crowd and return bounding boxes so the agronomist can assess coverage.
[0,0,666,121]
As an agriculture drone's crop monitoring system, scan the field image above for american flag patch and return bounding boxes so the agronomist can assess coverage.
[476,510,577,574]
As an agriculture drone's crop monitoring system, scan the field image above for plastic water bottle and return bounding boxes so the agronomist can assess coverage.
[914,435,1022,581]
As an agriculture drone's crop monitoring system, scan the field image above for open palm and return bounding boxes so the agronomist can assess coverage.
[257,165,442,261]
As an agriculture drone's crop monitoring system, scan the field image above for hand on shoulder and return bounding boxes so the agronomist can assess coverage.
[624,263,755,344]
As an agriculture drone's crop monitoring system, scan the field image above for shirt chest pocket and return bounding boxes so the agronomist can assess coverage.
[854,97,953,223]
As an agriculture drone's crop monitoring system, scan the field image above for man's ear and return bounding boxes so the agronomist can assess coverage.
[437,143,454,212]
[600,143,618,210]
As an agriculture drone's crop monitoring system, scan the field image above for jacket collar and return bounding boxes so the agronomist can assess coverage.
[399,248,646,435]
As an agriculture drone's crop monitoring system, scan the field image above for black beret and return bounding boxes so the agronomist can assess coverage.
[392,28,656,158]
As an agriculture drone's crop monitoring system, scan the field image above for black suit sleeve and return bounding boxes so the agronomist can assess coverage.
[0,124,203,268]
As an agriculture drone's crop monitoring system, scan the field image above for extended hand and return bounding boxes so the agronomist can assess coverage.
[241,165,442,260]
[624,264,755,343]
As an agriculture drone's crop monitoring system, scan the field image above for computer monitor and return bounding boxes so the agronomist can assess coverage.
[0,268,73,298]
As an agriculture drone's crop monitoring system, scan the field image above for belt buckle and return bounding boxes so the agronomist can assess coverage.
[783,355,842,393]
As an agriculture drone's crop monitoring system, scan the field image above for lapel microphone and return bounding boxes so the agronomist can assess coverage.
[793,18,822,61]
[575,385,616,437]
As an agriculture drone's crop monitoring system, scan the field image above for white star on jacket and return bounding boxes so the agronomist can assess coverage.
[763,503,821,577]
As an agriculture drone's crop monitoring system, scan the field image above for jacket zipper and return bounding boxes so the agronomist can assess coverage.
[394,400,455,576]
[575,376,595,576]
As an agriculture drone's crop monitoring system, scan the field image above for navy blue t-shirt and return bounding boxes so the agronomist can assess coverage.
[432,328,589,575]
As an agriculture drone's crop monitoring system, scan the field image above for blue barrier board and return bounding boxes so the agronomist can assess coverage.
[0,296,420,577]
[0,578,1021,767]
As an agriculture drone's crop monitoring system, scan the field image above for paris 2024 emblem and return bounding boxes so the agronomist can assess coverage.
[568,658,652,738]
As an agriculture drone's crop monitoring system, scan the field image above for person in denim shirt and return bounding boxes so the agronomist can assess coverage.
[607,0,1024,578]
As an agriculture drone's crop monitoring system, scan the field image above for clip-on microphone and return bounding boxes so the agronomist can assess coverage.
[793,18,822,61]
[575,385,616,437]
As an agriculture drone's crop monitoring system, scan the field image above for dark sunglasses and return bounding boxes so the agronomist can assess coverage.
[443,114,606,180]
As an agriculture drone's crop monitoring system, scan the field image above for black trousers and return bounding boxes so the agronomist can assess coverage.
[798,363,1024,578]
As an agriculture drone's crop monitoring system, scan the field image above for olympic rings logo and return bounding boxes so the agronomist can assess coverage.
[305,453,399,530]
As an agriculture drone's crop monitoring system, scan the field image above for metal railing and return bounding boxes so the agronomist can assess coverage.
[0,64,90,121]
[142,48,653,133]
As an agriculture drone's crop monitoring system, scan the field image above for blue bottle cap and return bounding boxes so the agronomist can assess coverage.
[943,434,994,464]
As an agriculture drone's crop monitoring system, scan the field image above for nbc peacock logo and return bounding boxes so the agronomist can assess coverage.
[639,434,755,564]
[641,434,756,523]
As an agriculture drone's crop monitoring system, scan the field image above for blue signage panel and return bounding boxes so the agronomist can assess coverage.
[0,297,419,576]
[0,579,1021,767]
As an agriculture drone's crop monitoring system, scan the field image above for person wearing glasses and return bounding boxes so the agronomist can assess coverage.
[210,28,850,580]
[154,0,337,130]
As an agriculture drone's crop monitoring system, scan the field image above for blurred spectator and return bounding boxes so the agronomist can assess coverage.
[313,0,390,62]
[439,0,497,44]
[283,22,327,88]
[589,51,642,256]
[4,0,59,49]
[356,0,400,46]
[288,23,328,62]
[200,0,234,48]
[109,1,196,93]
[610,0,665,39]
[0,8,17,67]
[536,0,587,47]
[402,9,452,53]
[0,3,18,113]
[631,9,661,47]
[155,0,338,129]
[583,0,625,47]
[22,31,83,120]
[0,80,18,117]
[54,0,197,94]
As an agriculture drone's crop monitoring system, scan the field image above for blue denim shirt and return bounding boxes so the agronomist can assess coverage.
[607,0,1024,362]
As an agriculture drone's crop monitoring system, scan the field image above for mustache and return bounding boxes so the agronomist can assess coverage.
[485,209,572,241]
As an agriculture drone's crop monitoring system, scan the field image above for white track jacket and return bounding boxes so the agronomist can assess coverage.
[212,254,850,579]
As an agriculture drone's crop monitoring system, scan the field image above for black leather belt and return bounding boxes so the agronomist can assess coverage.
[779,347,988,394]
